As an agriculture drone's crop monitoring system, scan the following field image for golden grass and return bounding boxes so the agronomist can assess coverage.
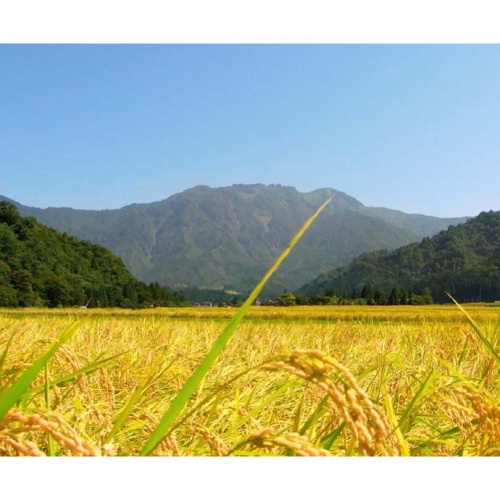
[0,304,499,456]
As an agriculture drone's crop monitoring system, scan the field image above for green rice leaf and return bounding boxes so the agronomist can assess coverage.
[0,320,81,421]
[320,422,346,450]
[104,380,149,444]
[140,196,333,455]
[44,364,56,456]
[299,394,329,435]
[398,369,436,435]
[0,332,15,375]
[384,392,410,456]
[292,387,307,433]
[447,293,500,368]
[221,380,296,438]
[27,351,126,396]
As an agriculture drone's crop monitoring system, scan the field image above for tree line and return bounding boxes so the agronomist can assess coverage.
[0,202,187,308]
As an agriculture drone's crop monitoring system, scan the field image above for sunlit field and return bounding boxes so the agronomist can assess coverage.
[1,304,499,456]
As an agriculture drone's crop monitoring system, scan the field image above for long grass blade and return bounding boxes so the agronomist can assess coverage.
[27,352,126,396]
[102,355,178,444]
[488,313,500,350]
[320,422,346,450]
[457,336,469,368]
[0,320,81,420]
[447,293,500,368]
[44,363,56,456]
[292,387,307,433]
[398,369,436,435]
[140,196,333,455]
[104,380,149,444]
[0,332,16,375]
[384,392,410,456]
[299,394,329,435]
[166,363,267,437]
[221,380,296,438]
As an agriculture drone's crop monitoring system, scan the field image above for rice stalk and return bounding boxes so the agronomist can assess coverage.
[0,320,82,420]
[447,293,500,368]
[441,384,500,456]
[236,427,332,456]
[0,408,107,456]
[140,196,333,456]
[262,349,401,456]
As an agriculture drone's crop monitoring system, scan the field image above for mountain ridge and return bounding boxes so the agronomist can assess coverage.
[0,184,468,296]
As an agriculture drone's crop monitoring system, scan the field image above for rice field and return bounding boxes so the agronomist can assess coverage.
[1,304,499,457]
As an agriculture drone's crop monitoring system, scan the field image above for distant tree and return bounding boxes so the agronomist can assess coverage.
[360,283,373,302]
[388,287,404,305]
[411,287,434,305]
[45,276,73,307]
[422,287,434,305]
[0,201,22,226]
[309,294,338,305]
[0,285,18,307]
[294,294,310,305]
[278,292,297,306]
[373,289,387,305]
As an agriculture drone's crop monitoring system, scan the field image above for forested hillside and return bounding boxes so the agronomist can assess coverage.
[300,211,500,304]
[0,202,185,308]
[1,185,466,295]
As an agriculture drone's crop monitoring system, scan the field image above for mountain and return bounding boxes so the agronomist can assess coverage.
[299,210,500,304]
[0,202,185,308]
[1,185,467,296]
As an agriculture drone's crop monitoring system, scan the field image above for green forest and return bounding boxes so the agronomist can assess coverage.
[0,202,186,308]
[300,211,500,304]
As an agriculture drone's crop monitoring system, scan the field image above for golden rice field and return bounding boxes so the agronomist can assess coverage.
[1,304,499,457]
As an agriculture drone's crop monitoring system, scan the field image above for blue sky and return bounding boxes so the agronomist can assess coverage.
[1,44,500,217]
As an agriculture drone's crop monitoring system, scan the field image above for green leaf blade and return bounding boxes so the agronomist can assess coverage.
[0,321,81,420]
[140,196,333,456]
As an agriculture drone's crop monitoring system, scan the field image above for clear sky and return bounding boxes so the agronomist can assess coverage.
[1,43,500,217]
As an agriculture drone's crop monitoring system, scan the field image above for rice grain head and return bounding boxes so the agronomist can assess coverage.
[262,350,401,456]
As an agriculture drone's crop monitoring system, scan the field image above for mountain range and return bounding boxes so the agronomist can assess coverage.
[0,185,467,296]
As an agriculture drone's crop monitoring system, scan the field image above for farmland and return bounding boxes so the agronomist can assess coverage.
[1,304,499,457]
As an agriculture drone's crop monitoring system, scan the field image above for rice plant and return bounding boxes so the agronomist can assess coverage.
[1,197,499,456]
